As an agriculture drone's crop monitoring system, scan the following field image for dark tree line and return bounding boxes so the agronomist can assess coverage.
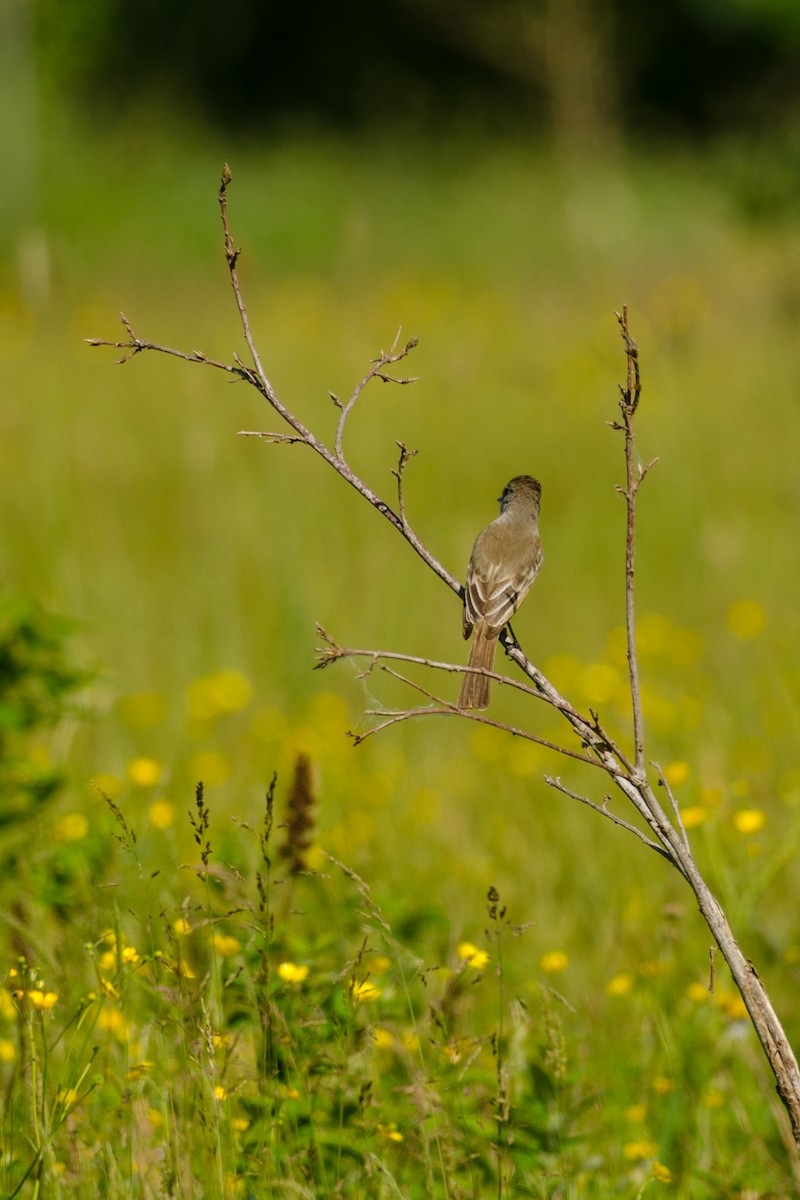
[33,0,800,152]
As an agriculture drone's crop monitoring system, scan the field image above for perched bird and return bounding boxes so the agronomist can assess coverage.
[458,475,542,710]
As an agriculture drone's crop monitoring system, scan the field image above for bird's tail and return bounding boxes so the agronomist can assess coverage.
[458,624,496,710]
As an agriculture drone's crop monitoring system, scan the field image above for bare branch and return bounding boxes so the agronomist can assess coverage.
[392,441,419,533]
[334,328,419,462]
[545,776,670,861]
[614,305,647,778]
[652,760,691,851]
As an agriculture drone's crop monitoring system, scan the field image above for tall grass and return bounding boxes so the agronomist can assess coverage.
[2,113,800,1193]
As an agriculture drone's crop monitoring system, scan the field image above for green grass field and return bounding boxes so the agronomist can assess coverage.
[3,113,800,1196]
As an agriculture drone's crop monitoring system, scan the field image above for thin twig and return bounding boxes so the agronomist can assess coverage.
[652,760,690,851]
[334,328,418,462]
[392,441,419,533]
[545,776,670,860]
[614,305,648,778]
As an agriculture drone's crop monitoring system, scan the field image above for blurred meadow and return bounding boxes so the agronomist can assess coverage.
[4,2,800,1195]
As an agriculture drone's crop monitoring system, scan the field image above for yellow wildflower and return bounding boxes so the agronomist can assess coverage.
[606,973,634,997]
[127,757,162,788]
[377,1122,403,1142]
[188,750,230,787]
[28,990,58,1010]
[351,979,381,1003]
[623,1140,659,1161]
[212,933,241,958]
[457,942,489,969]
[186,670,253,721]
[663,761,690,787]
[54,813,89,842]
[277,962,309,985]
[149,800,176,830]
[651,1161,673,1183]
[540,951,568,974]
[733,809,766,835]
[727,600,765,641]
[0,1039,16,1062]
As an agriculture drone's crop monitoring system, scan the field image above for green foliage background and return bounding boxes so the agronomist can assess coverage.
[3,94,800,1196]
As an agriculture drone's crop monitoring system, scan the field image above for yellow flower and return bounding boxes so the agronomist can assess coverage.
[277,962,309,985]
[186,670,253,722]
[372,1027,394,1050]
[625,1104,647,1123]
[97,1008,128,1036]
[606,973,634,997]
[173,916,192,936]
[727,600,766,641]
[0,1039,16,1062]
[540,951,568,974]
[581,662,621,704]
[122,946,140,966]
[212,933,241,958]
[28,990,58,1010]
[457,942,489,969]
[127,757,162,788]
[733,808,766,835]
[57,1087,78,1107]
[0,991,17,1020]
[54,813,89,842]
[232,1117,250,1133]
[715,989,747,1020]
[149,800,176,830]
[351,979,381,1003]
[99,978,119,999]
[686,982,710,1003]
[126,1062,153,1081]
[377,1122,403,1142]
[369,955,392,975]
[652,1076,674,1096]
[213,1085,228,1101]
[623,1140,659,1161]
[188,750,230,787]
[651,1161,673,1183]
[98,950,116,971]
[681,806,708,829]
[663,761,690,787]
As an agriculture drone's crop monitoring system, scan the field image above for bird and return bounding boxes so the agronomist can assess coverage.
[458,475,542,710]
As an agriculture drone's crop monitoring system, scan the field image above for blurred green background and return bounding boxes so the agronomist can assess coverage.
[3,0,800,1192]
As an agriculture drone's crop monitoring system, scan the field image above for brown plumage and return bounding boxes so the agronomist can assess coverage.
[458,475,542,710]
